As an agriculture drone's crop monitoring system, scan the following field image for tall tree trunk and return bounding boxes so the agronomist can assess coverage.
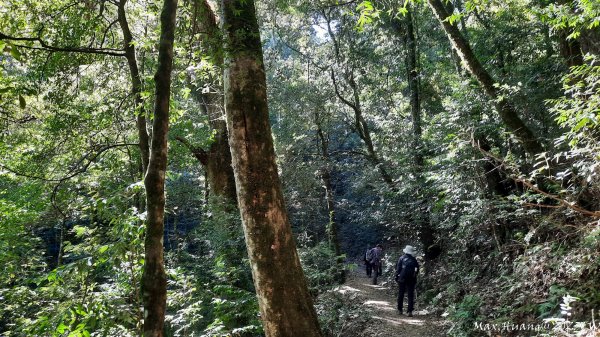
[314,111,344,282]
[142,0,177,336]
[190,88,236,204]
[221,0,323,336]
[392,6,438,270]
[420,2,511,196]
[205,123,237,203]
[179,0,246,296]
[403,8,434,265]
[427,0,544,155]
[118,3,150,332]
[175,131,237,204]
[315,116,340,256]
[181,0,237,204]
[402,8,423,169]
[118,0,150,174]
[329,70,395,187]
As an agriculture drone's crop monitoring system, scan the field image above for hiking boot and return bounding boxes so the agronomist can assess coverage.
[407,312,413,317]
[398,311,403,315]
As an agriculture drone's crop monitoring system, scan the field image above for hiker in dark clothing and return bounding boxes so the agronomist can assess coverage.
[364,246,373,277]
[369,244,384,285]
[395,245,419,317]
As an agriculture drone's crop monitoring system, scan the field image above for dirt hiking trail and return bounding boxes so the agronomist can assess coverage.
[335,268,449,337]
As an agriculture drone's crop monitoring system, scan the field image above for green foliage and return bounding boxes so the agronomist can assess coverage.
[539,0,600,39]
[203,283,262,337]
[164,191,261,337]
[356,1,380,31]
[315,290,370,337]
[538,285,568,318]
[2,0,600,335]
[551,55,600,147]
[298,240,347,294]
[447,295,483,337]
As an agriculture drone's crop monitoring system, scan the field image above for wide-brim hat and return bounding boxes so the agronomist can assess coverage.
[403,245,416,255]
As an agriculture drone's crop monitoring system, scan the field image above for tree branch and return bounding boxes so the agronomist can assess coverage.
[274,31,329,72]
[174,136,208,165]
[0,32,126,57]
[0,143,139,182]
[330,69,358,110]
[471,135,600,218]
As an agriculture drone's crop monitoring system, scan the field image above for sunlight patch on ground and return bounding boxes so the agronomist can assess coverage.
[334,285,362,294]
[373,316,425,326]
[363,283,387,290]
[414,310,431,315]
[364,300,391,307]
[364,300,398,313]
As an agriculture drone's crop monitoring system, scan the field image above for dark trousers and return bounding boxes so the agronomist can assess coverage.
[365,261,372,277]
[398,279,416,313]
[371,262,381,285]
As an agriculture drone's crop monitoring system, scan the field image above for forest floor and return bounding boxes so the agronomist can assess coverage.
[336,267,449,337]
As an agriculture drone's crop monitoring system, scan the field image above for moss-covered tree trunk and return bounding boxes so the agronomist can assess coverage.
[316,118,341,257]
[427,0,544,155]
[192,0,236,204]
[180,0,237,204]
[142,0,177,336]
[221,0,323,336]
[205,123,237,203]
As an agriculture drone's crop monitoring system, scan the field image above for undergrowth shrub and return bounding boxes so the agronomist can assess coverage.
[446,295,484,337]
[315,289,369,337]
[298,239,347,295]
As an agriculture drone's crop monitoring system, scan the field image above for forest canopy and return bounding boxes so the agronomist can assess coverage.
[0,0,599,336]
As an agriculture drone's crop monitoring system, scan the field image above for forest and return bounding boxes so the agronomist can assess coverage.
[0,0,599,336]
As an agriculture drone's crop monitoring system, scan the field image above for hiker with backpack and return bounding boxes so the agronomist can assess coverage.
[368,244,384,285]
[395,245,419,317]
[364,245,373,277]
